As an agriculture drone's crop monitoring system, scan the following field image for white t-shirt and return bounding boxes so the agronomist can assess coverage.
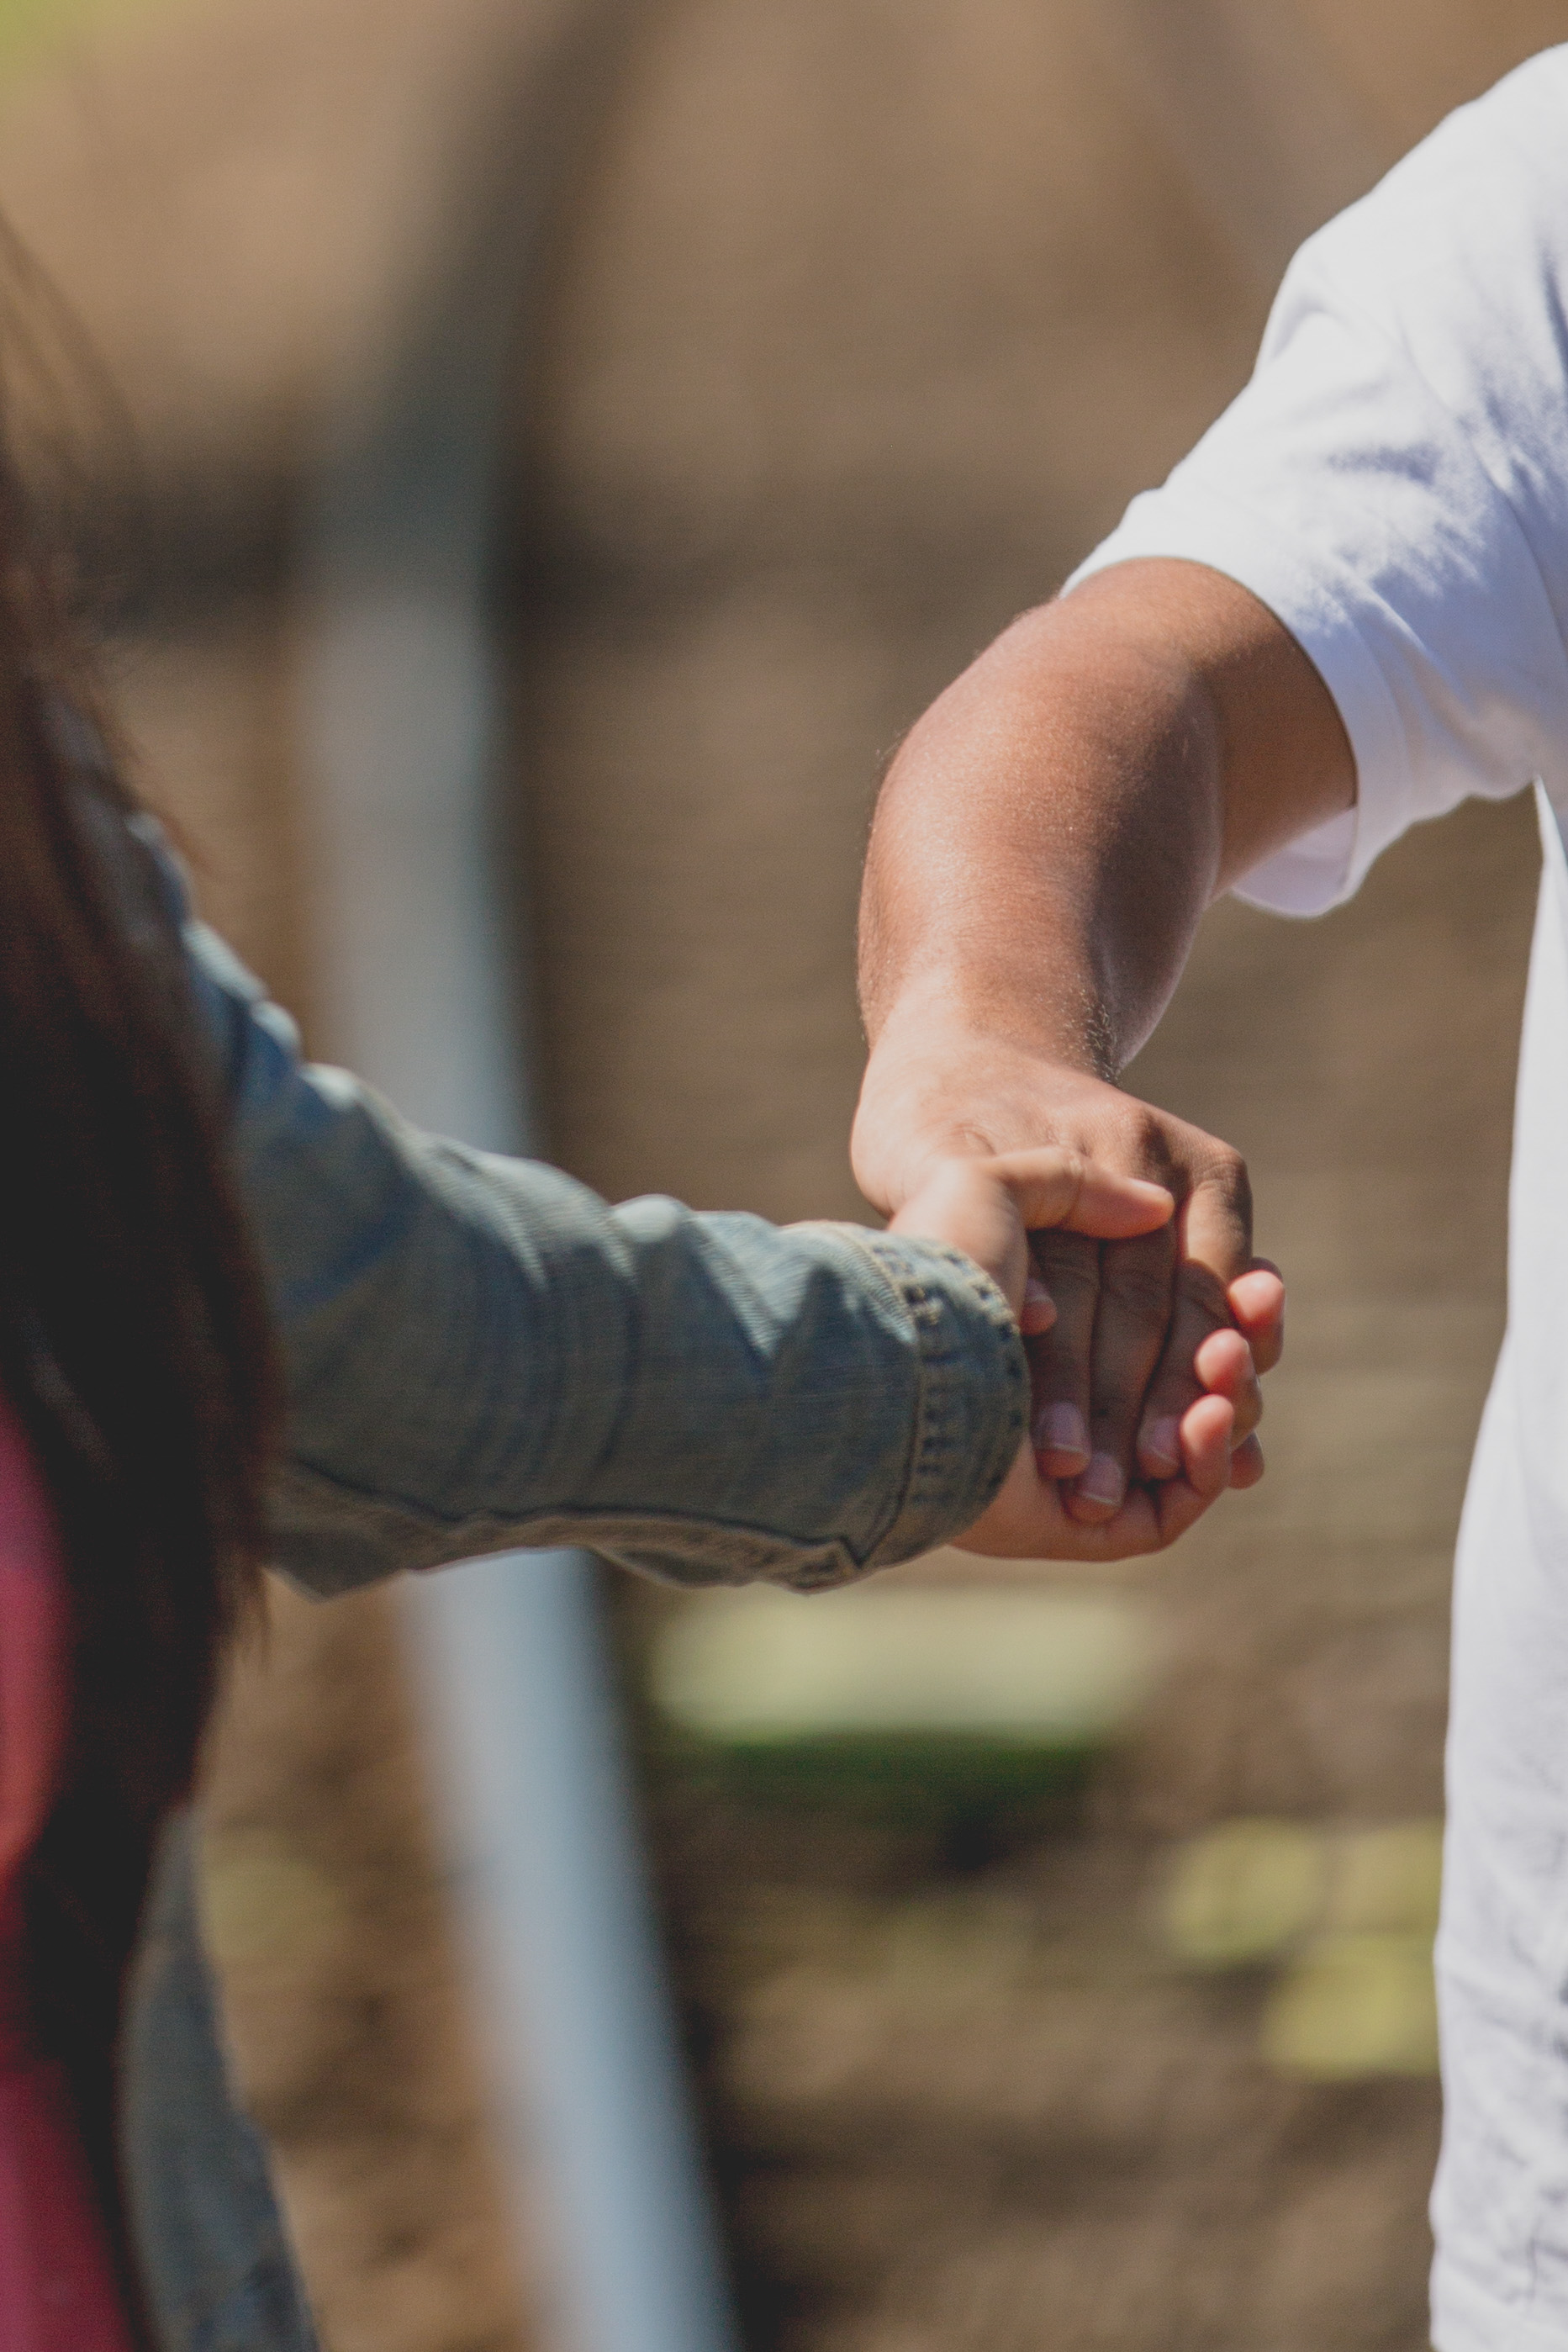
[1069,48,1568,2352]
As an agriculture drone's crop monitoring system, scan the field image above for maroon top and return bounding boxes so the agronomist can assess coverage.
[0,1392,135,2352]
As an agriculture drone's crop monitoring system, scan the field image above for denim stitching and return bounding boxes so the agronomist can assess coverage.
[839,1233,1026,1564]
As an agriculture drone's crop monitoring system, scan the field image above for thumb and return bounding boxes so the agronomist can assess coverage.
[985,1149,1175,1239]
[890,1150,1173,1320]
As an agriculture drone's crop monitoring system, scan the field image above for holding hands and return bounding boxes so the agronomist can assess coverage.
[850,566,1347,1562]
[861,1011,1284,1561]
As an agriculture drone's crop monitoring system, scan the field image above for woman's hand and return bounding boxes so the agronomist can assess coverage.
[890,1145,1175,1319]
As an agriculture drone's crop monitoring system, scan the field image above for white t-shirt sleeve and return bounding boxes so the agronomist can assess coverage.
[1066,46,1568,916]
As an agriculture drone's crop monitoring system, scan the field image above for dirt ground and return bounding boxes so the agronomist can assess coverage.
[6,0,1565,2346]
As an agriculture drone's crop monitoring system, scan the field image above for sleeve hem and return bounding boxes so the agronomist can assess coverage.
[826,1229,1027,1567]
[1065,502,1417,916]
[267,1229,1027,1594]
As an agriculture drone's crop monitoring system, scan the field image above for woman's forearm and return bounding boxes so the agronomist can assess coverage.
[172,899,1027,1588]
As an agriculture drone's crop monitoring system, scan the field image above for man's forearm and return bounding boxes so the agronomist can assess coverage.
[858,558,1354,1079]
[851,559,1341,1536]
[862,586,1221,1080]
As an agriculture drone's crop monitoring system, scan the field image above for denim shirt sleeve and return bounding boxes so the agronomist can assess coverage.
[179,912,1027,1599]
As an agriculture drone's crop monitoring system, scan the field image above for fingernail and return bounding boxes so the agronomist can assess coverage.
[1077,1452,1125,1510]
[1141,1416,1180,1473]
[1020,1275,1055,1334]
[1033,1402,1088,1462]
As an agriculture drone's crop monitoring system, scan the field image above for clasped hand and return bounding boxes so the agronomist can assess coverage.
[857,1023,1284,1562]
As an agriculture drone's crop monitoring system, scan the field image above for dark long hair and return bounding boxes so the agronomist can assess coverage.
[0,240,282,2275]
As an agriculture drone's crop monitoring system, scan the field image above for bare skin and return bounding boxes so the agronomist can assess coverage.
[855,557,1356,1557]
[890,1149,1238,1559]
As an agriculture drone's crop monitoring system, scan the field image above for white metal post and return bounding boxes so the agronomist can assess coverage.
[294,24,741,2348]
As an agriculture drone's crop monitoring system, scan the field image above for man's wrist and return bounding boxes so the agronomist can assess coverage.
[852,1003,1129,1218]
[865,969,1120,1085]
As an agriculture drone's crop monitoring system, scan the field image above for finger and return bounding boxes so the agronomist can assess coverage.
[1135,1253,1236,1477]
[1180,1391,1235,1497]
[1229,1433,1265,1489]
[1020,1272,1057,1335]
[1192,1324,1264,1446]
[966,1350,1242,1562]
[986,1150,1174,1240]
[1134,1158,1251,1478]
[1228,1261,1285,1375]
[1142,1285,1272,1477]
[1027,1229,1098,1475]
[954,1435,1227,1562]
[1065,1224,1176,1524]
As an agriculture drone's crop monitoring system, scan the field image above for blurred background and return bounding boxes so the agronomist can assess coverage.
[1,0,1561,2345]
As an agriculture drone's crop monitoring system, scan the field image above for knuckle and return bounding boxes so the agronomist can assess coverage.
[1123,1107,1175,1176]
[1036,1252,1098,1297]
[1084,1097,1172,1181]
[1199,1144,1253,1222]
[1032,1245,1099,1307]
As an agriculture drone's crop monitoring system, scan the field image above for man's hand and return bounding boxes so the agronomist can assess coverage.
[857,1001,1284,1529]
[853,566,1348,1551]
[890,1144,1250,1559]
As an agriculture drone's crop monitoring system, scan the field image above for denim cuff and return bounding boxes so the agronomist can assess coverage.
[269,1226,1030,1599]
[825,1229,1028,1567]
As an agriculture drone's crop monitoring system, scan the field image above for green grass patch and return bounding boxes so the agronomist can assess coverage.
[653,1723,1099,1836]
[0,0,189,80]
